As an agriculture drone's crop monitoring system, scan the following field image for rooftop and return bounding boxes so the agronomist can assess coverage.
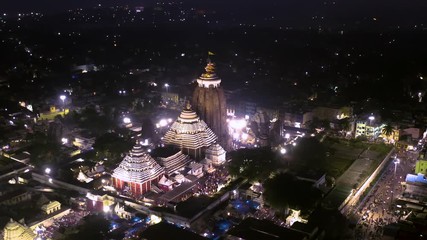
[140,221,207,240]
[227,217,309,240]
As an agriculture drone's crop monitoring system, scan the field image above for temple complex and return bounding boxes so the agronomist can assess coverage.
[192,59,229,149]
[112,144,164,196]
[163,103,217,159]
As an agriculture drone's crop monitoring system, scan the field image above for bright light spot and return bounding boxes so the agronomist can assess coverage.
[292,142,297,147]
[150,214,162,224]
[60,95,66,101]
[45,168,51,174]
[159,119,168,127]
[48,178,53,183]
[61,138,68,144]
[280,148,287,154]
[229,118,247,130]
[285,133,290,139]
[233,132,240,139]
[368,116,375,121]
[164,83,169,87]
[123,117,131,124]
[241,133,248,140]
[245,115,249,120]
[103,205,110,213]
[167,118,173,123]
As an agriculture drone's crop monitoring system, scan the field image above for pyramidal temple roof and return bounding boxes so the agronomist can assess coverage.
[3,219,36,240]
[206,143,226,156]
[163,103,217,149]
[112,144,164,184]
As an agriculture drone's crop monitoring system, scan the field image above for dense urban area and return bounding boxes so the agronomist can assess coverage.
[0,1,427,240]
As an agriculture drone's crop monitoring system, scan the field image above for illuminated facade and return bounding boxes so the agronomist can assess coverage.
[205,143,226,166]
[192,60,229,149]
[157,150,191,175]
[415,160,427,175]
[163,103,217,159]
[112,144,164,196]
[3,219,36,240]
[355,121,384,139]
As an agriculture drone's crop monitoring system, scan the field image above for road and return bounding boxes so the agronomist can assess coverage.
[352,149,417,240]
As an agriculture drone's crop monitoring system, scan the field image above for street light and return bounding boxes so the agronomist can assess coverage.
[123,117,131,124]
[164,83,169,92]
[60,95,66,111]
[394,158,400,176]
[368,115,375,125]
[280,148,287,154]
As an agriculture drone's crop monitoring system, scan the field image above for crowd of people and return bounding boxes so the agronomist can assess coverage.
[354,151,414,240]
[251,206,286,226]
[196,166,230,196]
[36,210,89,239]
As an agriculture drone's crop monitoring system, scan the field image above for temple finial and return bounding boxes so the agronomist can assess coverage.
[185,100,192,110]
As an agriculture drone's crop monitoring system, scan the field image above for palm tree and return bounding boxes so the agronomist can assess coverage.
[382,124,394,138]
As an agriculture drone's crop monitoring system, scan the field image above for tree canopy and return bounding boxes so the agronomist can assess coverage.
[228,147,279,181]
[263,172,322,213]
[291,137,326,168]
[61,214,110,240]
[381,123,394,137]
[93,132,133,167]
[27,131,66,167]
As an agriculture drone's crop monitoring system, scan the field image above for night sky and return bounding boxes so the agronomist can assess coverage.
[2,0,427,15]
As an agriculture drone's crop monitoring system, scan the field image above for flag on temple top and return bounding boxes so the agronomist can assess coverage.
[208,51,215,56]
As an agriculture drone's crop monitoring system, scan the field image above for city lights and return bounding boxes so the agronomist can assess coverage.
[229,118,247,130]
[280,148,287,154]
[123,117,131,124]
[59,95,66,103]
[159,119,168,127]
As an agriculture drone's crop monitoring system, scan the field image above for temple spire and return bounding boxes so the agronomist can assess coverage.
[185,100,192,111]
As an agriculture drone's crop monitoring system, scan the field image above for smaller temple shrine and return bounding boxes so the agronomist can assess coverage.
[41,201,61,215]
[112,144,164,196]
[3,219,36,240]
[205,143,226,166]
[163,103,217,159]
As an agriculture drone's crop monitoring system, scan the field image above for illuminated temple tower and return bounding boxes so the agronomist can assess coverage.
[192,59,229,149]
[163,103,217,160]
[112,144,164,196]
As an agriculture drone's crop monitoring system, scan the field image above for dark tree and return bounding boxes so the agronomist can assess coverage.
[93,132,133,167]
[62,214,109,240]
[27,131,65,167]
[292,137,326,168]
[263,172,322,213]
[76,106,114,135]
[228,147,279,181]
